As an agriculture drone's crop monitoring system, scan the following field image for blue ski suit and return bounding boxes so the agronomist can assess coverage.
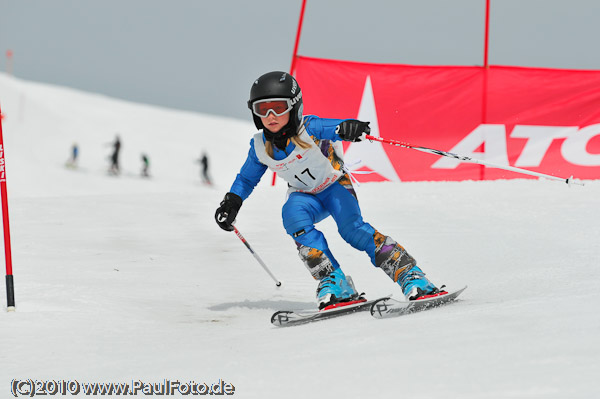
[229,115,378,271]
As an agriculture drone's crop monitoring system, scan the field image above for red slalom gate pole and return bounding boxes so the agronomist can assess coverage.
[272,0,307,187]
[0,105,15,311]
[480,0,491,181]
[289,0,307,76]
[483,0,490,69]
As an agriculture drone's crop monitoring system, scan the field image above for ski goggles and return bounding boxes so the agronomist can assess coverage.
[251,98,294,118]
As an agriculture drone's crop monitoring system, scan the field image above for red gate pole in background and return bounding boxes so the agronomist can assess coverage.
[272,0,308,186]
[483,0,490,69]
[0,105,16,311]
[480,0,491,181]
[289,0,307,76]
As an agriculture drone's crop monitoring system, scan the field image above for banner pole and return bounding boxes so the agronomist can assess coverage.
[480,0,491,181]
[273,0,307,187]
[0,105,16,311]
[483,0,490,69]
[289,0,307,76]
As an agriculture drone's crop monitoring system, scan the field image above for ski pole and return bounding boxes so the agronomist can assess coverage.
[365,134,584,187]
[0,105,16,312]
[233,225,282,287]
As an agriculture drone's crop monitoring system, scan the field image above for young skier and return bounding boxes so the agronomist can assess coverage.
[215,71,440,309]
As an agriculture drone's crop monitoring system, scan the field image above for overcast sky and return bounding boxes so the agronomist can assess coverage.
[2,0,599,120]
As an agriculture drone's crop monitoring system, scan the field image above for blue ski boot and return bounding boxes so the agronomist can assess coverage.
[397,265,439,300]
[374,231,439,300]
[316,268,359,310]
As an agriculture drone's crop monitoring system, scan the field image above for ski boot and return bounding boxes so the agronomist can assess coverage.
[316,268,361,310]
[374,231,439,300]
[397,265,440,300]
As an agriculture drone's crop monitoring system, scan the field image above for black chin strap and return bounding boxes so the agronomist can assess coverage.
[263,123,295,151]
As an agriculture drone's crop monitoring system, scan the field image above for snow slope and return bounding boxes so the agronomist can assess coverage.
[0,73,599,399]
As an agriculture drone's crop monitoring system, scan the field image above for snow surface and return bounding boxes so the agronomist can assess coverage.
[0,72,599,399]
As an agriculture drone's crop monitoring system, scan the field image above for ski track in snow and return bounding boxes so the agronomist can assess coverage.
[0,73,599,398]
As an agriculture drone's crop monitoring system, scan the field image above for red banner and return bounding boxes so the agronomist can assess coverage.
[295,56,600,182]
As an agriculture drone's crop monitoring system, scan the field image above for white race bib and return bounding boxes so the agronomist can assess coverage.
[253,129,342,194]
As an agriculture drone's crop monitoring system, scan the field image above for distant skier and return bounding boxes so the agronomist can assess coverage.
[141,153,150,177]
[198,152,212,185]
[66,143,78,168]
[215,71,442,310]
[108,135,121,175]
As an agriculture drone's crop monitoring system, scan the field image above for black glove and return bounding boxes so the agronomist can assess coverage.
[336,120,371,142]
[215,192,243,231]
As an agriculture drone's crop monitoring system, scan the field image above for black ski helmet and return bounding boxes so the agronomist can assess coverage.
[247,71,303,135]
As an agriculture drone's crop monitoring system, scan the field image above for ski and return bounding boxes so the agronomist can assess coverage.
[271,296,390,327]
[370,286,467,319]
